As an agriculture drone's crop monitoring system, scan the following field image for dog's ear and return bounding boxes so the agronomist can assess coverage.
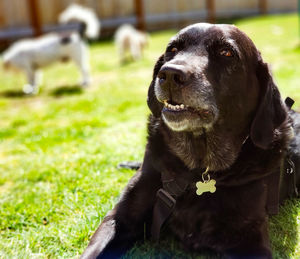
[250,58,287,149]
[147,54,165,117]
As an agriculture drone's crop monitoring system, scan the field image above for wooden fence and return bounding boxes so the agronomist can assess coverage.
[0,0,297,40]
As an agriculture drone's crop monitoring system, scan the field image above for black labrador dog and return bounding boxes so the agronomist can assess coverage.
[82,23,300,258]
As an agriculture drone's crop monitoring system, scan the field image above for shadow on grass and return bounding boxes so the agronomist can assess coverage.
[120,59,134,66]
[119,55,142,66]
[0,85,84,98]
[0,90,28,98]
[50,85,83,97]
[126,231,222,259]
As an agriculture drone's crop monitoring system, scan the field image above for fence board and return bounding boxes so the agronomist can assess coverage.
[0,0,297,38]
[0,1,4,26]
[1,0,30,28]
[28,0,42,36]
[269,0,297,11]
[177,0,205,12]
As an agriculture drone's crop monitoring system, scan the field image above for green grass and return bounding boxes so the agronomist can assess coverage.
[0,13,299,258]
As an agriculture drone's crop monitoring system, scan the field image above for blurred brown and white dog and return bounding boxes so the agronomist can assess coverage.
[2,4,100,94]
[114,24,148,63]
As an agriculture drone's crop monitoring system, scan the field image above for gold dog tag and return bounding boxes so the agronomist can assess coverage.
[196,167,216,196]
[196,179,216,196]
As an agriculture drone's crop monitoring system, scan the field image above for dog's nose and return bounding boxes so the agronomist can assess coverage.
[158,65,187,87]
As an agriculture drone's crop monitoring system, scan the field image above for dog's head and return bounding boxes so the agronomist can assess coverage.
[148,23,287,150]
[2,57,20,73]
[2,44,23,72]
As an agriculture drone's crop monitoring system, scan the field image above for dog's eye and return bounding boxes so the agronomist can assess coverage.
[219,49,233,57]
[166,46,178,54]
[165,46,178,61]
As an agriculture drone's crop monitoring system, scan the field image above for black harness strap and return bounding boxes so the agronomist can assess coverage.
[285,97,298,197]
[287,157,298,197]
[279,153,298,202]
[151,170,188,241]
[285,97,295,109]
[151,189,176,241]
[279,97,298,200]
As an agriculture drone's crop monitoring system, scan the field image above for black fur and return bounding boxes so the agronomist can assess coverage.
[251,59,288,149]
[81,23,299,259]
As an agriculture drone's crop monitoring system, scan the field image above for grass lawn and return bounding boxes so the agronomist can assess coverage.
[0,13,300,258]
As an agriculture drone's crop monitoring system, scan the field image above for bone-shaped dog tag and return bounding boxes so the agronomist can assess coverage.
[196,179,216,196]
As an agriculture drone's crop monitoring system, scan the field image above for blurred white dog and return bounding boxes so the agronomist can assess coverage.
[114,24,148,63]
[2,4,100,94]
[3,33,90,94]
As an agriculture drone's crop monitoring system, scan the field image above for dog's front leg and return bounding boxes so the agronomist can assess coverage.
[23,68,39,94]
[73,43,90,87]
[81,157,161,259]
[130,41,141,61]
[80,208,120,259]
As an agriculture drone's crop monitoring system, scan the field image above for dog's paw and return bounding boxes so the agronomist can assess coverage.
[23,84,39,95]
[80,79,91,88]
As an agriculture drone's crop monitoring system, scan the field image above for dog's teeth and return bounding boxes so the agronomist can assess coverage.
[164,102,187,111]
